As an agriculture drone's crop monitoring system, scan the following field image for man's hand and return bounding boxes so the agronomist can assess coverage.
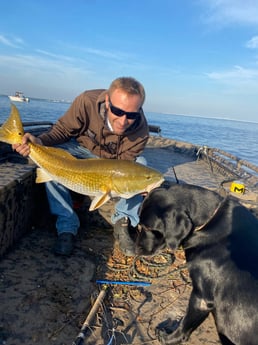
[12,133,43,157]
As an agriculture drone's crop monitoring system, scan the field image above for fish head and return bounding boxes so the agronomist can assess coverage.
[0,104,24,145]
[112,161,164,198]
[144,175,165,193]
[136,167,164,194]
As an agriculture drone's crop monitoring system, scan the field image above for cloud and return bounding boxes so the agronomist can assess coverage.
[207,65,258,79]
[0,52,93,80]
[0,52,96,98]
[84,47,125,60]
[198,0,258,27]
[36,49,75,62]
[34,46,140,74]
[246,36,258,49]
[206,65,258,92]
[60,41,135,61]
[0,34,25,48]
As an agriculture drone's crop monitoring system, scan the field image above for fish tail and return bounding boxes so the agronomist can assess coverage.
[0,104,24,145]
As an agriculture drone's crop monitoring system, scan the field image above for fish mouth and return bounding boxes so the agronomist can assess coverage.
[145,177,164,193]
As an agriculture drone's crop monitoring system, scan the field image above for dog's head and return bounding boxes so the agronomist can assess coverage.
[137,187,194,255]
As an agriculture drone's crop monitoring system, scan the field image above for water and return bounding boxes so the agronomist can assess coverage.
[146,112,258,166]
[1,95,257,166]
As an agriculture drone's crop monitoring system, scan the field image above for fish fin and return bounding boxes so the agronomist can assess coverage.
[0,104,24,145]
[36,168,53,183]
[89,193,111,211]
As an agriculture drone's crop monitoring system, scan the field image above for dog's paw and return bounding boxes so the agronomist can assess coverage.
[156,318,189,345]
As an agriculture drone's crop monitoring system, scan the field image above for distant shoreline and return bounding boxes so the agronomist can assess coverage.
[146,111,258,125]
[1,94,257,124]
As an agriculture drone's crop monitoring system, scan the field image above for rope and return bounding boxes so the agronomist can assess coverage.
[106,250,189,283]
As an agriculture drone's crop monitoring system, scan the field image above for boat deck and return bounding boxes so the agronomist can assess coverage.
[0,135,258,345]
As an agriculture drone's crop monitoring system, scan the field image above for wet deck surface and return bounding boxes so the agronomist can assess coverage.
[0,138,257,345]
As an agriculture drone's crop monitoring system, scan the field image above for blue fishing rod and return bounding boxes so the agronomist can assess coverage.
[96,279,151,286]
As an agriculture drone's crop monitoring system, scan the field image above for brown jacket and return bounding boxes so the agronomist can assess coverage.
[38,89,149,160]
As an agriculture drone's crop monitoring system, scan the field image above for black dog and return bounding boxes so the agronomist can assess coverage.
[135,183,258,345]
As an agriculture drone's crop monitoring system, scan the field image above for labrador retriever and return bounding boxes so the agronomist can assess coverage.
[135,183,258,345]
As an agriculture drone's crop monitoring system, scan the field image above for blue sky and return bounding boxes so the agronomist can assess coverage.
[1,0,258,122]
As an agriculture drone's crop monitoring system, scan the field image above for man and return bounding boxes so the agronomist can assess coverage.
[13,77,149,256]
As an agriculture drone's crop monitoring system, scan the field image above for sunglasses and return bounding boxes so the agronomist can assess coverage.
[109,100,141,120]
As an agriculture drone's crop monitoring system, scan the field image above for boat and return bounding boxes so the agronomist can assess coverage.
[0,120,257,345]
[8,91,30,102]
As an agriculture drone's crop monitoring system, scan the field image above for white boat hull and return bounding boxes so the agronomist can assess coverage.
[8,95,30,102]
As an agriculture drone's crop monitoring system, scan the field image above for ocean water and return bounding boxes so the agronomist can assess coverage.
[1,95,258,166]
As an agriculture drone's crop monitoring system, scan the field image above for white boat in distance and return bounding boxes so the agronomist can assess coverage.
[8,91,30,103]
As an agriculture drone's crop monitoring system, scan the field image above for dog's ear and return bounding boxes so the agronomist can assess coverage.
[138,188,172,255]
[139,188,170,234]
[164,207,193,250]
[140,188,194,250]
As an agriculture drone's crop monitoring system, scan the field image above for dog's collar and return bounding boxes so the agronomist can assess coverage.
[194,196,228,232]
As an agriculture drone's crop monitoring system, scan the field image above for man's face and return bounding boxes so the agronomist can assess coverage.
[106,89,142,135]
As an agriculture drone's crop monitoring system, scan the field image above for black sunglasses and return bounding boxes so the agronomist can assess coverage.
[109,100,141,120]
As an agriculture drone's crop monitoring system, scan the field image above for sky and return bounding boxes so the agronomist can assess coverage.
[1,0,258,122]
